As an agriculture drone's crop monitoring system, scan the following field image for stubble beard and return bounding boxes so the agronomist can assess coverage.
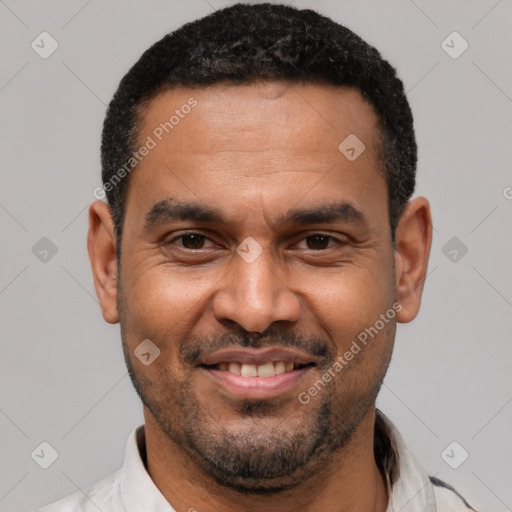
[117,280,393,494]
[122,338,389,494]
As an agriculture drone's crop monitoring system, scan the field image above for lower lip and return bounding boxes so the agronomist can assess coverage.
[200,366,313,400]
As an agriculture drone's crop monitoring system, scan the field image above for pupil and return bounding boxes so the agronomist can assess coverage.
[307,235,329,250]
[183,234,204,249]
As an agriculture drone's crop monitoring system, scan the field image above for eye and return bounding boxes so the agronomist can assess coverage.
[296,233,343,250]
[169,232,217,250]
[166,232,344,252]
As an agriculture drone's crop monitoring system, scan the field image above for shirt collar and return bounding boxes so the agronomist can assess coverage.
[118,426,176,511]
[376,410,437,512]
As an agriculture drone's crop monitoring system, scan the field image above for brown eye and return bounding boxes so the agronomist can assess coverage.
[305,234,331,250]
[178,233,207,249]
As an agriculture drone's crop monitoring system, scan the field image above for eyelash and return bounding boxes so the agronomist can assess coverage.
[167,232,345,251]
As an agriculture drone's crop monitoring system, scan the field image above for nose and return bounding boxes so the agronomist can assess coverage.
[211,247,301,333]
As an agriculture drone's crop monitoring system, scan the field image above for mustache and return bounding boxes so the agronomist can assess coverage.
[180,329,334,367]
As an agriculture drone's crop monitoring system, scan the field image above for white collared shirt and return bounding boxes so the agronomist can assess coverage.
[35,412,476,512]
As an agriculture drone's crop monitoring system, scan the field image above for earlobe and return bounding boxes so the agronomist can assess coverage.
[394,197,433,324]
[87,200,119,324]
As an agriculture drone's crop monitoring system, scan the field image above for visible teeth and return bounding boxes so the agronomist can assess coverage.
[219,361,299,377]
[257,362,276,377]
[274,361,286,375]
[228,362,241,375]
[240,364,258,377]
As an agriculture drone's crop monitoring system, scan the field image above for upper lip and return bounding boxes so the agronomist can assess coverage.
[200,347,316,366]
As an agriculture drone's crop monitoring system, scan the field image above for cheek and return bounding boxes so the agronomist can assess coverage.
[120,265,221,347]
[302,261,396,347]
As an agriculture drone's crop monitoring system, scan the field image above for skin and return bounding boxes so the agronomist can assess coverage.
[88,81,432,512]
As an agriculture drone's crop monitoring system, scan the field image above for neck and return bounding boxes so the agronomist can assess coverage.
[143,406,389,512]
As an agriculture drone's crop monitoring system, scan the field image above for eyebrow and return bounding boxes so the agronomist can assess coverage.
[145,198,224,228]
[279,202,365,226]
[144,197,366,231]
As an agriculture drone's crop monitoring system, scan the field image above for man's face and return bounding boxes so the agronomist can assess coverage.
[117,82,398,491]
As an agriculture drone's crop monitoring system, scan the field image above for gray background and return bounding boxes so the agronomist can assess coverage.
[1,0,511,510]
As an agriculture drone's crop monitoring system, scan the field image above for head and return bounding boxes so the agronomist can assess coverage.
[88,3,431,494]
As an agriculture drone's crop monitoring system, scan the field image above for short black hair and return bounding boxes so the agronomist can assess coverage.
[101,2,416,250]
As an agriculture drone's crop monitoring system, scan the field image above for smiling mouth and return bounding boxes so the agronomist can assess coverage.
[201,361,315,378]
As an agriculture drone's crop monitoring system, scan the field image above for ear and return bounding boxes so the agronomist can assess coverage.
[87,200,119,324]
[394,197,433,323]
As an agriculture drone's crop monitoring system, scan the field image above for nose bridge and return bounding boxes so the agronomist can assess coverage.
[239,253,279,309]
[212,246,301,333]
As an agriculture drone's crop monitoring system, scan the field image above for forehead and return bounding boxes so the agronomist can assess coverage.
[125,81,387,232]
[138,81,381,158]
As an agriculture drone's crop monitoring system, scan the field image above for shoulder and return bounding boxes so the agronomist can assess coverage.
[430,476,478,512]
[32,470,120,512]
